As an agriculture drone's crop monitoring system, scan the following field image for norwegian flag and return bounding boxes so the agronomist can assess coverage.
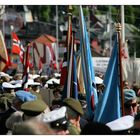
[11,32,25,63]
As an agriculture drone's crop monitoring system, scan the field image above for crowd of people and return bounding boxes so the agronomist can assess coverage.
[0,71,140,135]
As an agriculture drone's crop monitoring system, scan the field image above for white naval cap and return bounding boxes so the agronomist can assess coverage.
[0,72,12,79]
[42,106,66,123]
[28,74,40,80]
[10,80,23,85]
[106,115,134,131]
[95,76,103,84]
[54,73,61,78]
[26,79,41,86]
[2,82,16,89]
[46,78,60,85]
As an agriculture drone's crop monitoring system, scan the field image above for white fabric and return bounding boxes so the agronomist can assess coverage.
[95,76,103,84]
[106,115,134,131]
[2,82,16,89]
[26,79,41,86]
[42,106,66,123]
[46,78,60,84]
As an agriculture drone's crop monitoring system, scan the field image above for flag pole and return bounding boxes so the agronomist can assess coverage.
[67,5,73,65]
[116,23,125,116]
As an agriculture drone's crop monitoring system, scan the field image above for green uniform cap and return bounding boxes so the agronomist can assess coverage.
[21,100,47,116]
[63,98,83,116]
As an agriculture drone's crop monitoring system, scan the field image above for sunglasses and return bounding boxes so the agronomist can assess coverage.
[124,103,137,109]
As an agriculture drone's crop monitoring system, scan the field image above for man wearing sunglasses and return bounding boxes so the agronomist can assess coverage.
[124,89,138,117]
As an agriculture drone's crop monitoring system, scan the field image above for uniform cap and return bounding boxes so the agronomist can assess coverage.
[21,100,47,116]
[54,73,61,78]
[124,89,136,103]
[15,90,37,102]
[2,82,15,89]
[106,115,134,131]
[63,98,83,115]
[10,80,23,85]
[43,106,66,123]
[0,72,12,78]
[26,79,41,86]
[32,74,40,80]
[46,78,60,85]
[95,76,103,84]
[42,106,68,130]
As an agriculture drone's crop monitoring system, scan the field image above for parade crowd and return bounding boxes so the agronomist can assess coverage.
[0,70,140,135]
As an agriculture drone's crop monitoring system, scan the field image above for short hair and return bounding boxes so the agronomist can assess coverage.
[66,106,80,120]
[12,119,55,135]
[80,122,113,135]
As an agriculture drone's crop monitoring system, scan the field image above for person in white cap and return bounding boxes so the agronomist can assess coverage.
[106,115,134,134]
[42,106,69,135]
[95,76,105,98]
[2,82,16,96]
[26,79,42,100]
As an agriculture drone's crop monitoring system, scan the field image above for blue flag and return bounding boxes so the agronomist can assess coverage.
[79,6,98,120]
[94,36,121,123]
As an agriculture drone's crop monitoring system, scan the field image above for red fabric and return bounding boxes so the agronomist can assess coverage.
[11,32,24,63]
[60,67,67,86]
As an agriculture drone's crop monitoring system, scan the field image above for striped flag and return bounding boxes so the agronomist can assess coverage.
[0,30,10,72]
[60,48,68,86]
[22,45,30,90]
[11,32,25,63]
[79,6,98,120]
[60,7,78,99]
[94,36,121,123]
[38,57,43,75]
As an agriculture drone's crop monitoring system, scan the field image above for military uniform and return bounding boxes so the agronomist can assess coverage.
[68,123,80,135]
[63,98,84,135]
[21,99,48,117]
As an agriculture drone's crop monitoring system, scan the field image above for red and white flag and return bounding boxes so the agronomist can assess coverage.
[11,32,25,63]
[22,45,30,90]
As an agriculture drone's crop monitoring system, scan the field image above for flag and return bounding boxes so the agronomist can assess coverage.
[11,32,25,63]
[77,55,85,94]
[0,30,10,72]
[38,57,43,75]
[121,41,129,59]
[94,36,121,124]
[22,45,30,90]
[60,48,68,86]
[79,6,98,120]
[61,8,78,99]
[62,33,78,99]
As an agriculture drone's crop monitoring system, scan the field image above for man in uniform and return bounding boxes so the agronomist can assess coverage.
[63,98,84,135]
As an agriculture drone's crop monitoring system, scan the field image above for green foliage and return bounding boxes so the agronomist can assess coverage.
[40,6,52,22]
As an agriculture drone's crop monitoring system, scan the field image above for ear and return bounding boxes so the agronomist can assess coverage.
[76,115,80,122]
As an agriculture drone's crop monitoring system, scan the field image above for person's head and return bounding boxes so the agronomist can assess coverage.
[132,113,140,134]
[42,106,69,135]
[21,99,48,121]
[106,115,134,135]
[13,90,37,110]
[2,82,15,95]
[124,89,138,116]
[63,98,83,129]
[81,122,113,135]
[6,111,23,131]
[0,94,14,112]
[123,81,130,89]
[12,118,55,135]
